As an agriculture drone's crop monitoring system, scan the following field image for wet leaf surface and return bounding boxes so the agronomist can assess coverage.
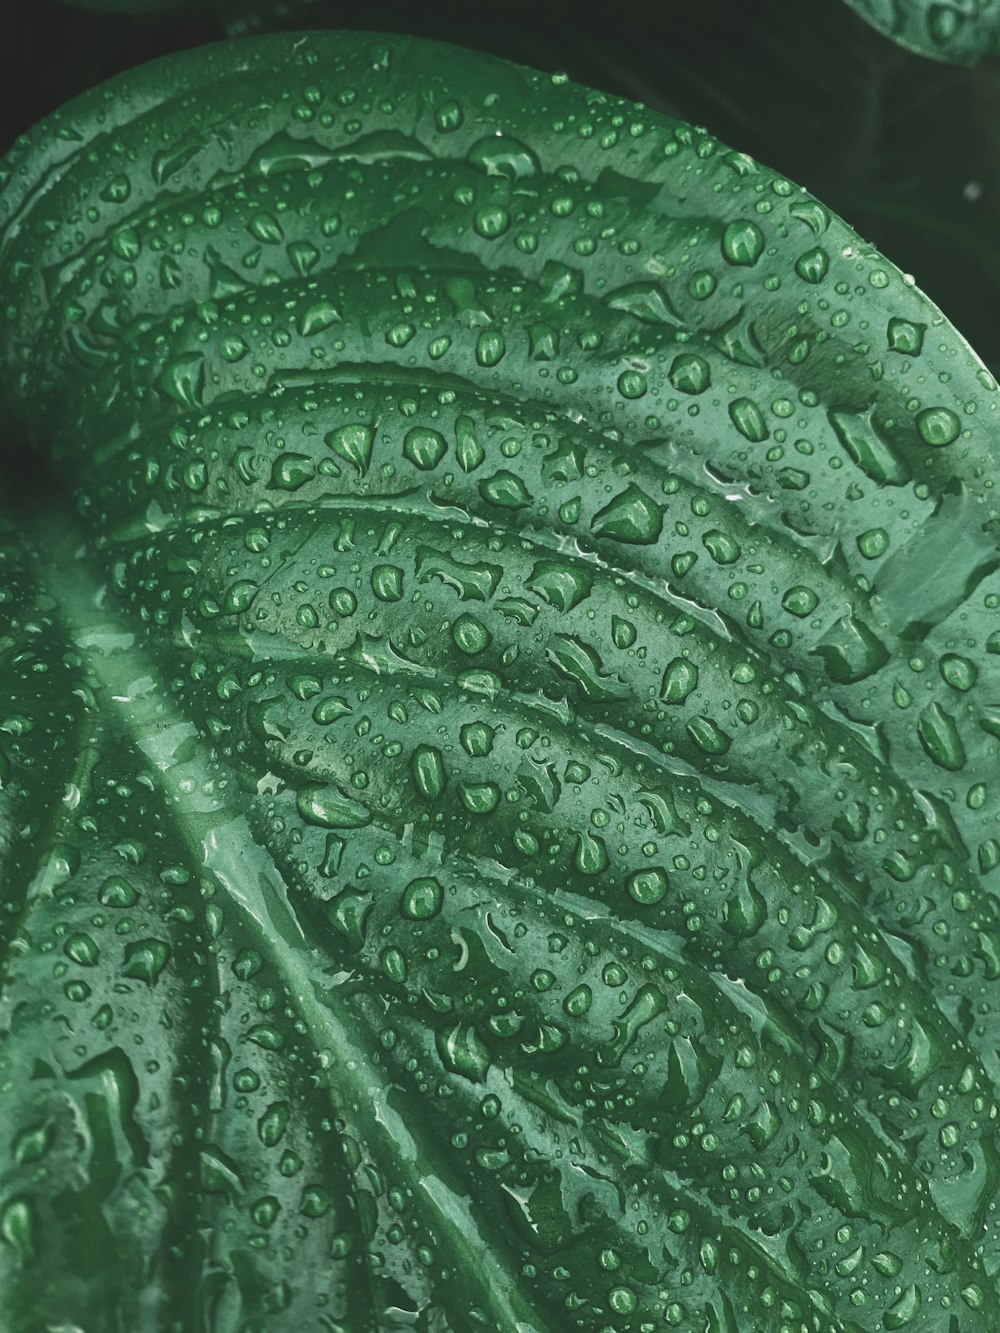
[1,24,1000,1333]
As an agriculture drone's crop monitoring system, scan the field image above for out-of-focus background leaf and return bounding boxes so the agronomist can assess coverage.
[5,0,1000,368]
[843,0,1000,65]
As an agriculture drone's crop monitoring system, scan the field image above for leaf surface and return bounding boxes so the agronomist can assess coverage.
[1,29,1000,1331]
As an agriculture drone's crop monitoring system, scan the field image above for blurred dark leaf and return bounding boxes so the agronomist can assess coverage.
[842,0,1000,65]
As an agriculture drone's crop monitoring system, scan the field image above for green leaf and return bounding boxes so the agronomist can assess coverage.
[843,0,1000,62]
[1,28,1000,1329]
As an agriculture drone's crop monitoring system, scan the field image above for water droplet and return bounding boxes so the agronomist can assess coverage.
[0,1198,35,1264]
[782,585,819,618]
[259,1101,290,1147]
[606,281,677,325]
[296,786,372,828]
[452,614,492,655]
[287,240,319,276]
[386,321,416,349]
[795,247,829,283]
[312,696,352,725]
[410,744,445,799]
[857,528,889,559]
[401,876,443,920]
[248,211,284,244]
[460,722,494,757]
[729,396,768,443]
[474,207,510,240]
[371,564,404,602]
[611,615,637,648]
[322,423,372,475]
[810,615,889,683]
[887,317,925,355]
[98,875,138,908]
[591,485,663,544]
[940,653,977,691]
[608,1287,638,1315]
[479,470,532,508]
[381,946,407,982]
[64,932,99,966]
[158,353,205,410]
[721,219,764,266]
[435,99,464,133]
[574,830,609,876]
[529,560,592,612]
[436,1022,491,1080]
[460,781,501,814]
[702,530,741,564]
[416,546,501,601]
[269,453,314,491]
[723,876,767,937]
[455,415,485,472]
[627,867,668,904]
[917,702,967,771]
[668,353,711,394]
[112,226,140,262]
[13,1124,53,1166]
[122,938,170,985]
[546,634,626,700]
[563,984,592,1016]
[152,137,202,184]
[884,1284,921,1330]
[466,135,539,179]
[660,658,699,704]
[686,716,731,755]
[916,406,961,447]
[617,369,647,398]
[476,330,506,367]
[297,299,340,336]
[403,427,447,470]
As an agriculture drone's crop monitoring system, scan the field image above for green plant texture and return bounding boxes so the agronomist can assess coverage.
[2,19,1000,1333]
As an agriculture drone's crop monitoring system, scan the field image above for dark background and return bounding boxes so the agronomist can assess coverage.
[4,0,1000,366]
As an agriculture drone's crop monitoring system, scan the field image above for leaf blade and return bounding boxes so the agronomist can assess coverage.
[1,29,999,1330]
